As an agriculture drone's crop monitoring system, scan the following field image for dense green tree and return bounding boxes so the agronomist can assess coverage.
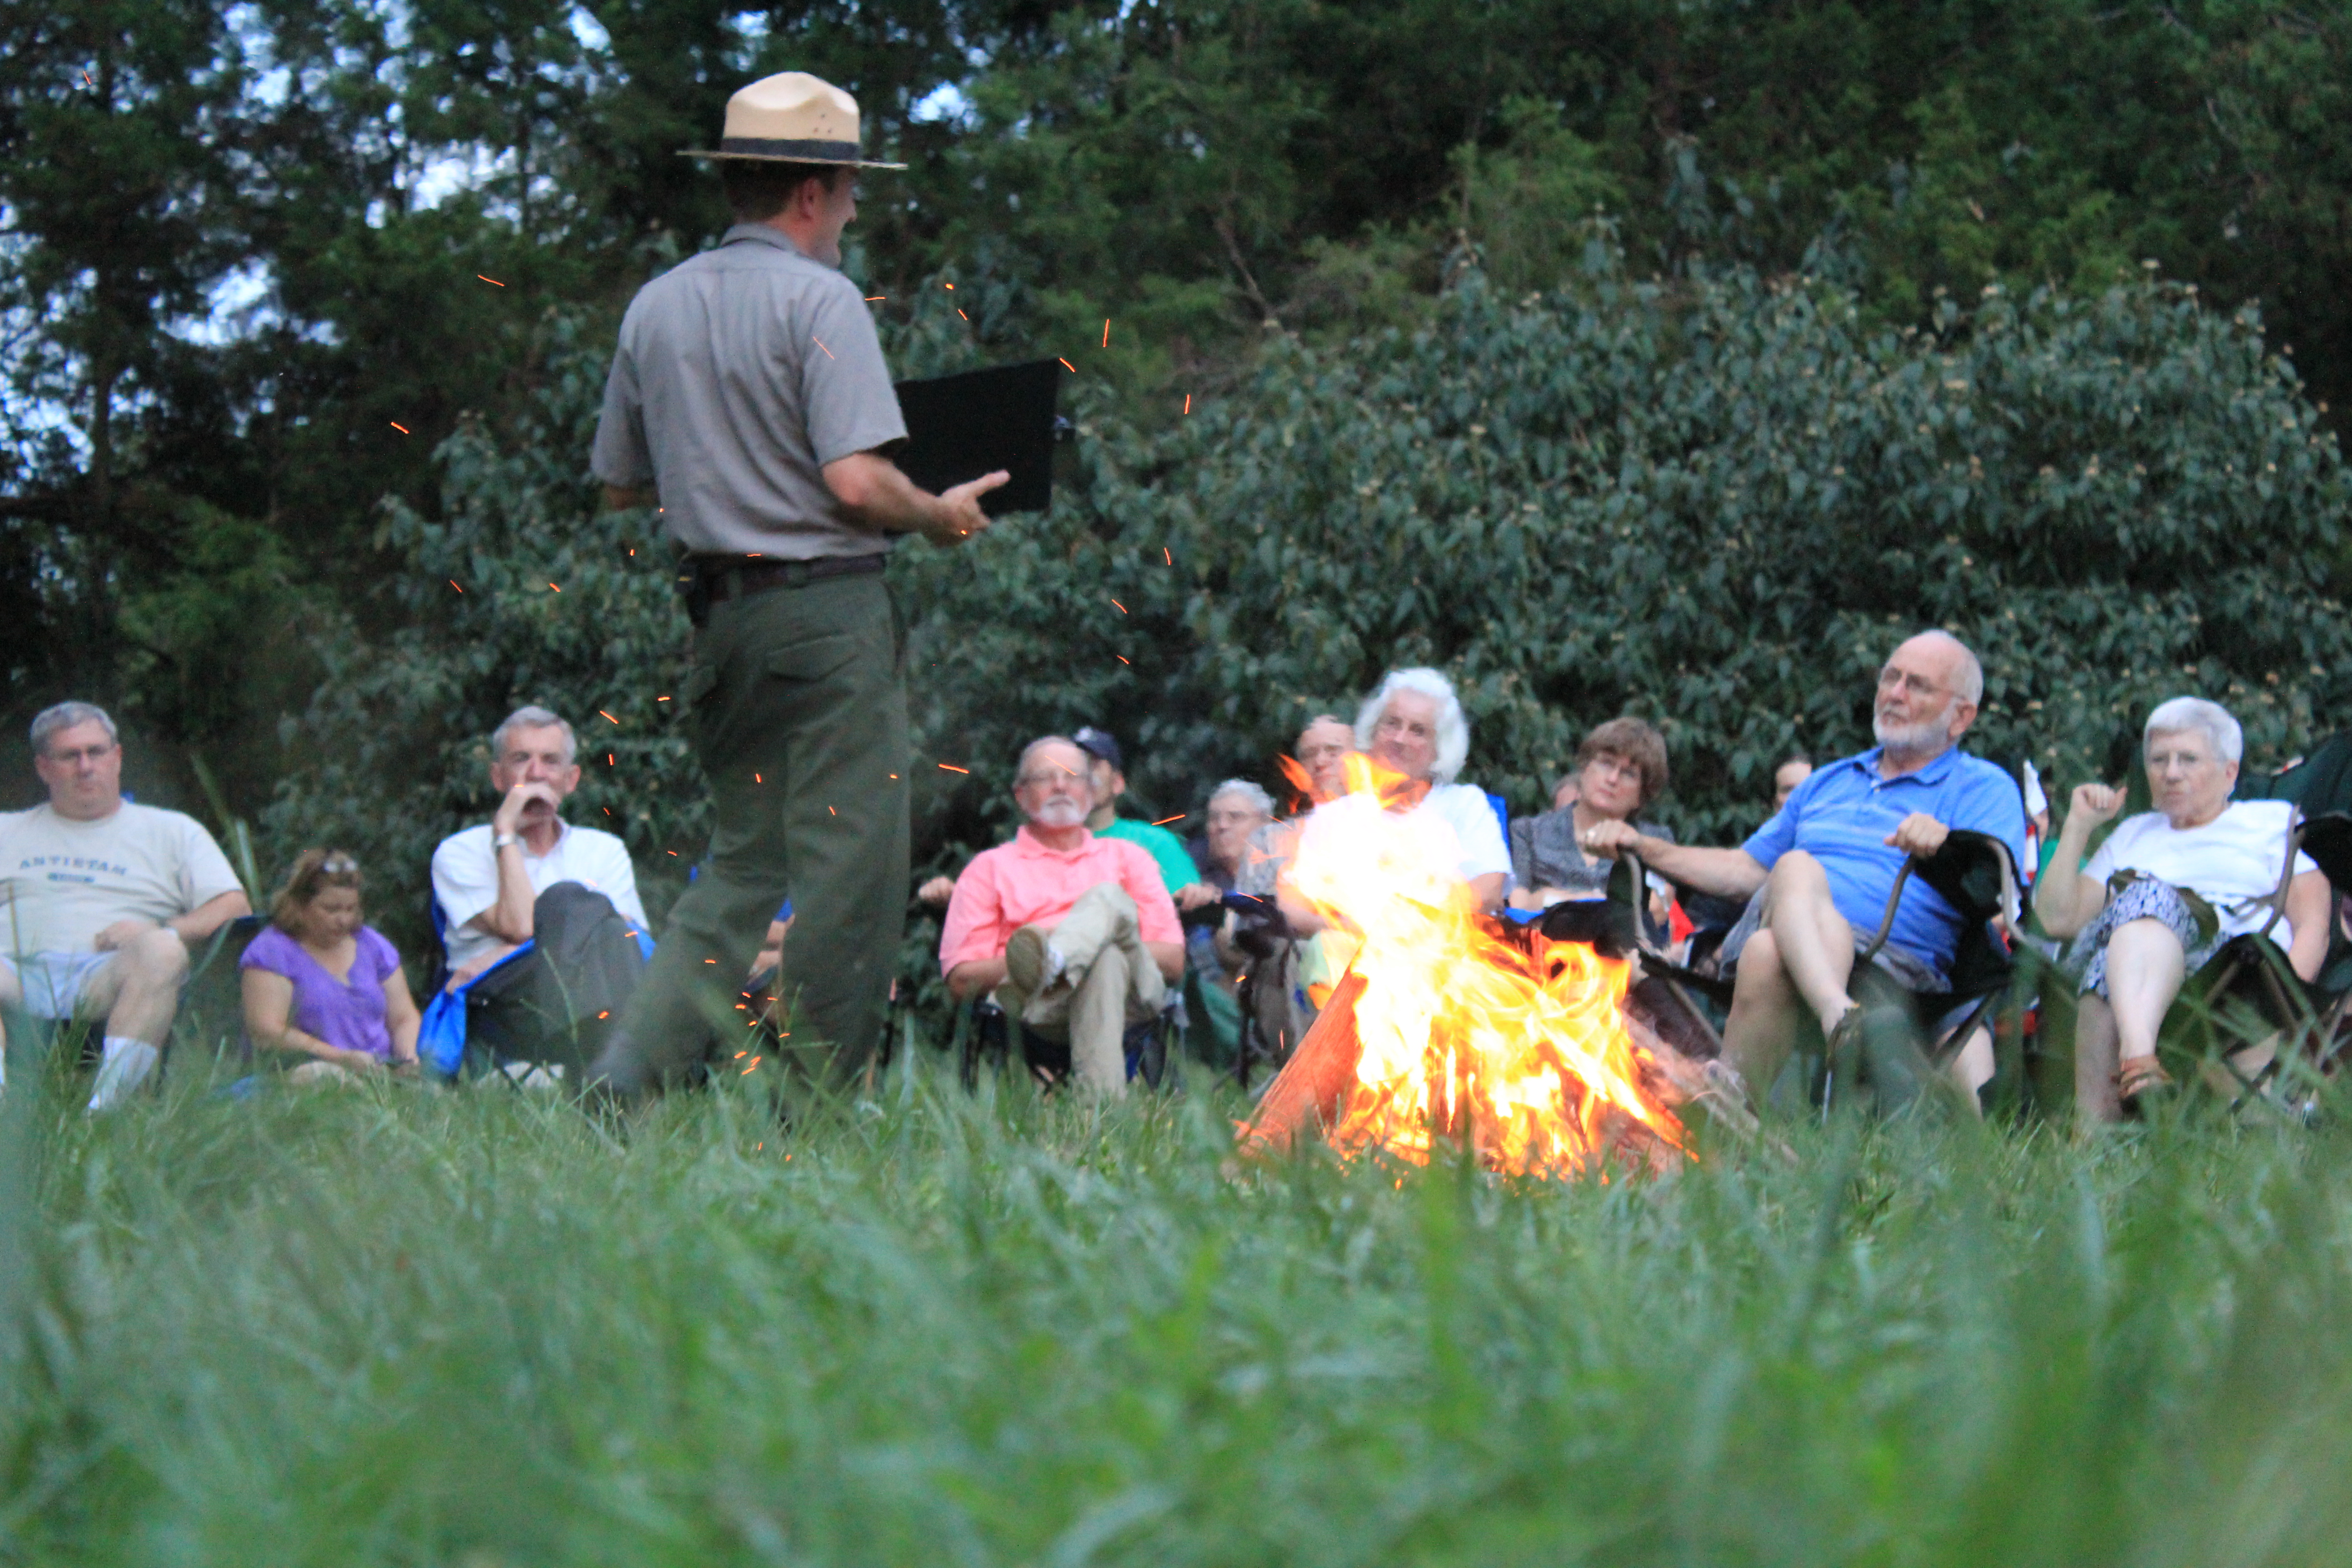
[268,256,2352,999]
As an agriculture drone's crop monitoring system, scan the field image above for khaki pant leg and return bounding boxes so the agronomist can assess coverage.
[1046,882,1165,1012]
[1065,942,1132,1098]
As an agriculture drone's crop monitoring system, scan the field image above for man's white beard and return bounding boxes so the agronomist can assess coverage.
[1034,797,1088,829]
[1874,710,1948,757]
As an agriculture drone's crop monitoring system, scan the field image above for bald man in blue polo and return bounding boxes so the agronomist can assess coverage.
[1584,630,2027,1105]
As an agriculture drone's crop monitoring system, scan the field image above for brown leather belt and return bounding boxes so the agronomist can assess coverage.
[677,553,887,624]
[697,553,886,599]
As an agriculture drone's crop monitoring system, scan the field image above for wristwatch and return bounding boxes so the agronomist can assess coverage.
[494,832,520,851]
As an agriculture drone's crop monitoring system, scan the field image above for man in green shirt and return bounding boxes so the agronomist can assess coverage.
[1072,728,1215,911]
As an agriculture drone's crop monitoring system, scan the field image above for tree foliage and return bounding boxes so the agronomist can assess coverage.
[270,254,2352,969]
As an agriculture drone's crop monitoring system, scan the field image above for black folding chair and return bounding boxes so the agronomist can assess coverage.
[1556,832,2022,1115]
[953,993,1183,1092]
[2152,811,2352,1117]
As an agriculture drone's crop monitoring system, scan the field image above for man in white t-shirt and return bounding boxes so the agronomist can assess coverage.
[0,701,252,1108]
[431,705,650,987]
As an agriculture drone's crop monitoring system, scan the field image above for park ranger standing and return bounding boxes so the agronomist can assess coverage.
[588,71,1004,1095]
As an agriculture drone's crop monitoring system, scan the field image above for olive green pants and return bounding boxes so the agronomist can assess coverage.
[602,572,909,1092]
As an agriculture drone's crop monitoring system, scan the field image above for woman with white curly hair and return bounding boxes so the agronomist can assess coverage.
[1276,667,1511,932]
[2035,696,2329,1117]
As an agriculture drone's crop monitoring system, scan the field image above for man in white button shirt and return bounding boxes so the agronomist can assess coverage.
[431,706,648,987]
[0,701,252,1108]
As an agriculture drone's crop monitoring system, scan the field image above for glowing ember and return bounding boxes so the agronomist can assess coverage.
[1244,755,1687,1177]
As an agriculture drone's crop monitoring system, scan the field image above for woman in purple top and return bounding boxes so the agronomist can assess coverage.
[240,850,421,1077]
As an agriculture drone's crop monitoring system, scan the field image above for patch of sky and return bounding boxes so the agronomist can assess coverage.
[911,83,975,128]
[568,5,611,52]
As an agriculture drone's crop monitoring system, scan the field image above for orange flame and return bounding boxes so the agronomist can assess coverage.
[1282,754,1685,1176]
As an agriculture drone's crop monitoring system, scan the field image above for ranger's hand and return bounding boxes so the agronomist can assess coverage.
[923,471,1009,548]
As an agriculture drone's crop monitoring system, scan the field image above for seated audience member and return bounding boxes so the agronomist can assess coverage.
[431,705,649,986]
[1073,726,1218,911]
[0,701,252,1109]
[1185,780,1275,1062]
[2034,697,2327,1118]
[913,726,1216,911]
[431,706,651,1070]
[1230,716,1356,1061]
[1585,632,2027,1107]
[1772,753,1814,813]
[939,736,1184,1097]
[1277,669,1512,932]
[240,851,421,1082]
[1508,717,1675,910]
[1235,715,1356,897]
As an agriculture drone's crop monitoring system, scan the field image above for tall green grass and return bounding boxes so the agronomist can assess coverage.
[2,1037,2351,1566]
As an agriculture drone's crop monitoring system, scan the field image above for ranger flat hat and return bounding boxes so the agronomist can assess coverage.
[680,71,906,169]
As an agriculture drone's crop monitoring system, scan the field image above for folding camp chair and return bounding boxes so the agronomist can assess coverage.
[954,993,1184,1092]
[1566,831,2023,1116]
[2146,811,2352,1118]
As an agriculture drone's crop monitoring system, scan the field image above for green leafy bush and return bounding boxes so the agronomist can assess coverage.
[266,255,2352,970]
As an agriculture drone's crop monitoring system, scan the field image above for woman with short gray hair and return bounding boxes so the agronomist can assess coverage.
[2034,696,2330,1116]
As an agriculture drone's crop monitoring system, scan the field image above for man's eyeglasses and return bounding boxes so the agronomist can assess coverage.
[1016,770,1087,790]
[320,854,359,875]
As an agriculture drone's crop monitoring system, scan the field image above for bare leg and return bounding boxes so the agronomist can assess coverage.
[0,959,17,1067]
[2073,993,2121,1124]
[2105,919,2187,1071]
[1760,853,1860,1030]
[1722,930,1806,1098]
[80,929,190,1048]
[1946,1025,1993,1115]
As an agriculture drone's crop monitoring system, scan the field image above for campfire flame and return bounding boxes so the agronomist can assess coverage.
[1257,754,1686,1176]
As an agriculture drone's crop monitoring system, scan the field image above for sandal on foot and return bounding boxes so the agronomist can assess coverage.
[2117,1056,2174,1108]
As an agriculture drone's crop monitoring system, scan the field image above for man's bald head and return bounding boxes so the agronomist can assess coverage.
[1875,630,1984,763]
[1901,629,1983,705]
[1014,736,1093,830]
[1295,714,1355,800]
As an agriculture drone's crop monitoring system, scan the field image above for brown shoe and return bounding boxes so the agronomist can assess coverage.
[2117,1055,2174,1110]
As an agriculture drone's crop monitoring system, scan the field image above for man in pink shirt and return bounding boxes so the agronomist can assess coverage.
[940,735,1184,1097]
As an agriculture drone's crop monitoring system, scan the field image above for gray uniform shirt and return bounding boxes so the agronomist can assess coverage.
[592,224,907,560]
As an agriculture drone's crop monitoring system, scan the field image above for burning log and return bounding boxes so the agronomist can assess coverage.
[1238,969,1367,1156]
[1232,754,1695,1179]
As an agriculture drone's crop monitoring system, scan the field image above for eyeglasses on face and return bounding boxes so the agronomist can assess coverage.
[1015,770,1088,791]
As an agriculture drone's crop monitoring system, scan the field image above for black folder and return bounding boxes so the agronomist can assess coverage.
[890,358,1062,516]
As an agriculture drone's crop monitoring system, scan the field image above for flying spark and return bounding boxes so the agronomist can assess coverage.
[598,710,618,723]
[549,583,561,592]
[1184,394,1191,414]
[1163,546,1172,564]
[957,309,968,320]
[1058,358,1076,372]
[1116,655,1130,665]
[449,580,463,593]
[812,337,835,359]
[478,274,505,287]
[1102,319,1110,347]
[1152,814,1186,826]
[866,295,886,301]
[938,763,969,773]
[1110,598,1126,613]
[389,421,410,434]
